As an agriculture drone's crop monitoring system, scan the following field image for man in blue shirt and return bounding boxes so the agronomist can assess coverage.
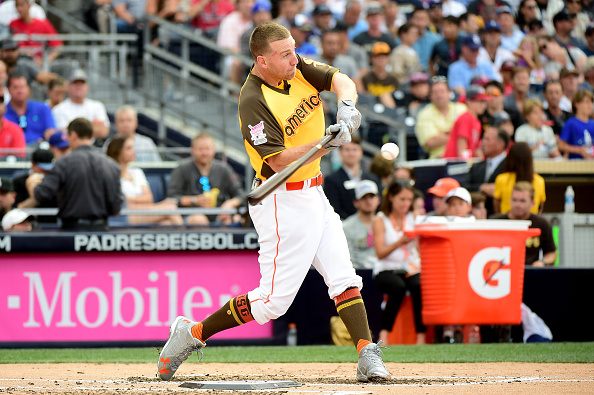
[4,73,56,145]
[411,7,441,70]
[447,34,497,94]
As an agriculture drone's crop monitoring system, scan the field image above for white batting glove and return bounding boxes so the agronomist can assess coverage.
[337,100,362,133]
[325,121,351,151]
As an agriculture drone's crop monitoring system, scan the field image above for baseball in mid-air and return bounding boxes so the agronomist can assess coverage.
[381,143,400,160]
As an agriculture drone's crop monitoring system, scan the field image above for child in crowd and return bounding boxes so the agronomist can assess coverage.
[515,98,560,159]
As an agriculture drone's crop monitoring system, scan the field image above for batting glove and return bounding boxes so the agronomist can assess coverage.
[336,100,362,133]
[325,121,351,151]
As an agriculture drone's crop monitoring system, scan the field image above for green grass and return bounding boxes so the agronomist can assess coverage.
[0,343,592,364]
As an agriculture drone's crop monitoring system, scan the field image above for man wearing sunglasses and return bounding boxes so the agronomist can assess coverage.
[166,132,245,226]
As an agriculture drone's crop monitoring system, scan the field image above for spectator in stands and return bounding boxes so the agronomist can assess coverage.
[470,191,487,219]
[25,118,123,231]
[353,2,397,59]
[0,59,10,105]
[342,0,368,40]
[0,38,57,86]
[334,20,369,76]
[584,56,594,89]
[543,79,572,136]
[5,74,56,145]
[313,29,362,91]
[537,35,586,78]
[272,0,298,30]
[112,0,147,33]
[217,0,254,85]
[480,80,505,131]
[46,77,66,109]
[441,0,467,18]
[108,105,161,162]
[478,20,515,81]
[369,152,395,188]
[412,189,426,216]
[565,0,590,41]
[9,0,63,67]
[411,6,442,71]
[428,0,444,33]
[324,135,382,220]
[426,177,460,216]
[494,110,515,142]
[443,85,489,160]
[513,36,545,86]
[558,89,594,159]
[106,136,183,226]
[552,8,586,52]
[372,180,426,345]
[238,2,271,80]
[13,147,57,224]
[289,14,318,57]
[394,166,416,185]
[515,98,561,158]
[52,69,110,142]
[526,17,546,37]
[48,131,69,159]
[0,177,16,220]
[188,0,235,38]
[466,0,512,24]
[390,23,423,85]
[361,42,399,98]
[310,4,334,49]
[464,127,509,216]
[1,208,33,231]
[491,181,557,266]
[458,11,481,35]
[499,59,514,94]
[431,16,464,78]
[0,93,26,158]
[494,141,545,214]
[559,68,580,111]
[166,132,245,226]
[445,186,473,218]
[393,72,430,117]
[448,34,497,94]
[415,76,467,159]
[516,0,538,33]
[0,0,45,27]
[584,25,594,57]
[497,6,524,52]
[503,66,533,129]
[342,180,381,270]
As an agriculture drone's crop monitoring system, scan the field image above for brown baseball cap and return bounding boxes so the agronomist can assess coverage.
[427,177,460,197]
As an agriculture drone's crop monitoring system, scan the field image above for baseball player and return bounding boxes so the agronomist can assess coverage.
[158,22,390,382]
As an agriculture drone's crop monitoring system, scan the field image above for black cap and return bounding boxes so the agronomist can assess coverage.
[313,4,332,15]
[32,148,54,171]
[0,177,14,193]
[1,38,18,51]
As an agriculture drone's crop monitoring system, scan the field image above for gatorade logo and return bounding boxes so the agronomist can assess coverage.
[468,247,511,299]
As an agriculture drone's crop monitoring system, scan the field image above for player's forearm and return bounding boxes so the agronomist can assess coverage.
[542,252,557,266]
[266,139,327,172]
[331,72,358,103]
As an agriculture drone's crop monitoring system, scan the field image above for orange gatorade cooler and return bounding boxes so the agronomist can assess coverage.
[408,220,541,325]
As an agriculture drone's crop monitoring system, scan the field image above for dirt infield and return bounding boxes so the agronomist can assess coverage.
[1,362,592,394]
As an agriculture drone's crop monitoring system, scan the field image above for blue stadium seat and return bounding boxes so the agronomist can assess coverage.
[146,174,165,203]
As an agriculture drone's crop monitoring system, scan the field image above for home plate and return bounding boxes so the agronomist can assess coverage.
[180,380,302,390]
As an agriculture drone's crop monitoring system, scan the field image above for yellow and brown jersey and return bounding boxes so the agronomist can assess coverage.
[238,55,338,183]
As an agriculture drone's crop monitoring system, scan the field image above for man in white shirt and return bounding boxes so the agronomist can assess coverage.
[105,105,161,162]
[52,69,110,141]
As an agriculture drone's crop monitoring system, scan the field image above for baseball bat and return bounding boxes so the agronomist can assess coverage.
[247,132,336,206]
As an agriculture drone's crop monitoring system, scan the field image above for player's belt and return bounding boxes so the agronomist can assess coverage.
[285,173,324,191]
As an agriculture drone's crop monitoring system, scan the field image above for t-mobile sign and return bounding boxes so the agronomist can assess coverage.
[0,251,272,343]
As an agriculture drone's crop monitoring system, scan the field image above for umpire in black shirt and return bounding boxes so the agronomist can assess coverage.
[27,118,123,231]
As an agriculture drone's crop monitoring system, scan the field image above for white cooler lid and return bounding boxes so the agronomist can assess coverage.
[415,217,532,230]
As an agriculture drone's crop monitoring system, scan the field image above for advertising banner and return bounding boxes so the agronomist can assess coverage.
[0,250,271,343]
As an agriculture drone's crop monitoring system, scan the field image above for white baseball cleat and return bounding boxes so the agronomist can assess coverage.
[157,316,206,381]
[356,341,391,382]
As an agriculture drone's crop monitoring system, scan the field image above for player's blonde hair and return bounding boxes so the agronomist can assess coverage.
[249,22,291,60]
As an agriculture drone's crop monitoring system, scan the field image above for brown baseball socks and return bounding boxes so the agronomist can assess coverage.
[335,287,373,354]
[191,294,254,342]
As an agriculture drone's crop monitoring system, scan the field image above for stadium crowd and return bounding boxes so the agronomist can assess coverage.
[0,0,588,344]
